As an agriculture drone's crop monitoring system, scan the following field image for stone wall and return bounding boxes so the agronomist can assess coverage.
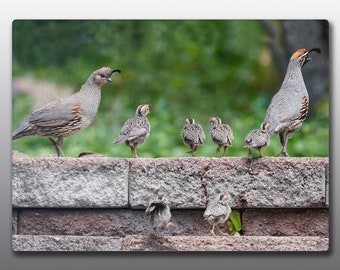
[12,151,329,251]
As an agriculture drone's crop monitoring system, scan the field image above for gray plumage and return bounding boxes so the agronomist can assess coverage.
[244,122,270,158]
[264,48,321,156]
[12,67,120,157]
[145,194,172,237]
[203,193,231,236]
[209,117,234,156]
[112,104,151,158]
[181,118,205,157]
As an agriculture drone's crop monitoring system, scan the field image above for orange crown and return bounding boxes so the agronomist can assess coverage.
[290,48,308,59]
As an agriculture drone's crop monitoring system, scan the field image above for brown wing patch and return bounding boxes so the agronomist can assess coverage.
[299,96,309,121]
[71,102,83,115]
[290,48,307,59]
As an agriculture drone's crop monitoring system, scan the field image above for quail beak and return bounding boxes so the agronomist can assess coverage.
[300,52,311,67]
[106,77,112,83]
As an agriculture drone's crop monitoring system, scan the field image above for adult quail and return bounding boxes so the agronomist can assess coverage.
[12,67,121,157]
[244,122,270,158]
[264,48,321,157]
[181,118,205,157]
[145,194,172,238]
[209,117,234,156]
[203,193,231,236]
[112,104,151,158]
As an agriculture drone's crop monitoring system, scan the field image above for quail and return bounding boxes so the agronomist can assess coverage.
[145,194,172,238]
[203,193,231,236]
[244,122,270,158]
[112,104,151,158]
[181,118,205,157]
[209,117,234,156]
[264,48,321,157]
[12,67,121,157]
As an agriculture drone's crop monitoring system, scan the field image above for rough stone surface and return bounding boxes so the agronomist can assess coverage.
[12,235,121,251]
[129,157,328,208]
[122,235,328,252]
[129,158,208,208]
[12,210,18,235]
[12,235,328,252]
[12,153,328,209]
[12,155,129,208]
[17,209,212,237]
[242,209,329,237]
[202,157,327,208]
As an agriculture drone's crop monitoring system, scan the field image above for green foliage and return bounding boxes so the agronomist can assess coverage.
[12,20,329,157]
[227,210,243,236]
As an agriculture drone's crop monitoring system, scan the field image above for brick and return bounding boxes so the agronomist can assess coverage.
[242,209,329,236]
[12,154,129,208]
[12,235,122,251]
[17,209,212,236]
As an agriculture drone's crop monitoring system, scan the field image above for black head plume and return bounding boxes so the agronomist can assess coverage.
[308,48,321,54]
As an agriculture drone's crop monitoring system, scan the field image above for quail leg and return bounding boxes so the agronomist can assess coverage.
[258,149,263,157]
[187,145,196,157]
[216,146,221,155]
[49,137,64,157]
[209,223,216,236]
[278,132,289,157]
[132,143,139,158]
[222,146,228,156]
[247,148,252,159]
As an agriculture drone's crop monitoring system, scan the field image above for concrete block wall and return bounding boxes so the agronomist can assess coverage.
[12,151,329,251]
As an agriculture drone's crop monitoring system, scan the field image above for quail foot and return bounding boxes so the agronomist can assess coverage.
[244,122,270,158]
[203,193,231,236]
[181,118,205,157]
[112,104,151,158]
[209,117,234,156]
[12,67,121,157]
[145,194,172,238]
[264,48,321,157]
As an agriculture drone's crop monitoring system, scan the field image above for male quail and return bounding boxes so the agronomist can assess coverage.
[203,193,231,236]
[12,67,121,157]
[145,194,172,238]
[209,117,234,156]
[181,118,205,157]
[244,122,270,158]
[264,48,321,156]
[112,104,151,158]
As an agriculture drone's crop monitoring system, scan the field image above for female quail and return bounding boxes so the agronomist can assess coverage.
[145,194,172,238]
[244,122,270,158]
[209,117,234,156]
[12,67,121,157]
[203,193,231,236]
[112,104,151,158]
[264,48,321,156]
[181,118,205,157]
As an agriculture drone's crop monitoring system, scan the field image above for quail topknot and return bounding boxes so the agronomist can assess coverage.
[244,122,270,158]
[181,118,205,157]
[264,48,321,157]
[12,67,121,157]
[112,104,151,158]
[209,117,234,156]
[145,194,172,238]
[203,193,231,236]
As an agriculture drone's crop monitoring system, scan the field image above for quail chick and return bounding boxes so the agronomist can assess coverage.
[145,194,172,238]
[112,104,151,158]
[244,122,270,158]
[181,118,205,157]
[209,117,234,156]
[203,193,231,236]
[264,48,321,156]
[12,67,120,157]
